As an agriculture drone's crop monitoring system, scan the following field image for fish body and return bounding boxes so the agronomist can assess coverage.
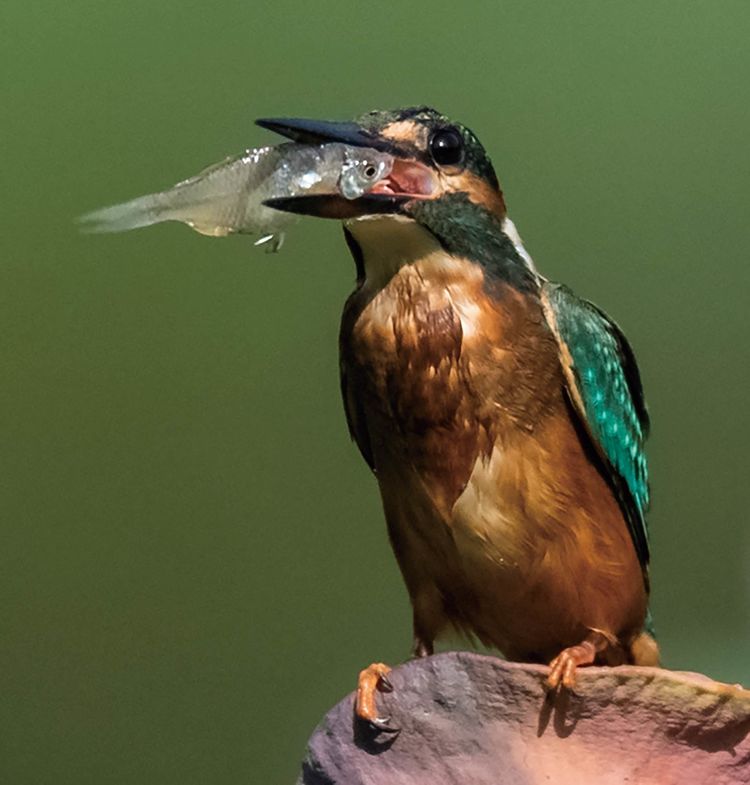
[79,143,392,246]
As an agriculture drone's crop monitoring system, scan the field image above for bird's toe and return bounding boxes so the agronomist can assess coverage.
[546,640,597,690]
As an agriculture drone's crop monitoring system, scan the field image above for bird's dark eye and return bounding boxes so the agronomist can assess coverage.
[429,128,464,167]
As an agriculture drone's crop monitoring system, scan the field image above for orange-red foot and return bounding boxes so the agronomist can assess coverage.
[547,640,597,690]
[355,662,396,731]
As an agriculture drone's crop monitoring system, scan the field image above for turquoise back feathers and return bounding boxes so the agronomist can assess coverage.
[542,282,651,568]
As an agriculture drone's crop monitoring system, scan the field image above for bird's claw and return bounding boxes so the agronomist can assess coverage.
[355,662,396,731]
[367,716,399,734]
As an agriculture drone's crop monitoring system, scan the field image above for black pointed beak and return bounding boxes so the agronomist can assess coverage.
[263,193,407,219]
[256,117,393,153]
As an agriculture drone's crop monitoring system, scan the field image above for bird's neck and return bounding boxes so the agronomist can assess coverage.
[345,202,538,295]
[409,194,538,293]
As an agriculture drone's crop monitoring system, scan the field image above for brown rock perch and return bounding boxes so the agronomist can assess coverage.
[298,652,750,784]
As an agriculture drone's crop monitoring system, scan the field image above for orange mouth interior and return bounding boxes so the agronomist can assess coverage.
[370,159,436,199]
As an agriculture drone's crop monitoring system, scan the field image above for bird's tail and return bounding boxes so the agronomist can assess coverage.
[629,630,660,666]
[78,191,168,234]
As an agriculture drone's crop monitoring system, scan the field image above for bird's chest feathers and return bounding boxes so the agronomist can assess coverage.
[362,268,468,428]
[347,218,484,422]
[343,217,550,512]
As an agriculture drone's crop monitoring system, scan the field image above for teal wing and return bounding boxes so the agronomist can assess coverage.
[542,282,651,568]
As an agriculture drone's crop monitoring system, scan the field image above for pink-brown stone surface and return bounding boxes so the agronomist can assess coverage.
[298,651,750,784]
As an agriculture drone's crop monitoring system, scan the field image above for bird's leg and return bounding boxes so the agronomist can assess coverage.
[547,629,615,689]
[412,636,433,658]
[355,663,394,730]
[411,612,435,659]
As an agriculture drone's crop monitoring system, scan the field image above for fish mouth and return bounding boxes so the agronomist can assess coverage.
[257,116,436,218]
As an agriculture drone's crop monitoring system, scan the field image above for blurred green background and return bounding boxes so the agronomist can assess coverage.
[2,1,749,782]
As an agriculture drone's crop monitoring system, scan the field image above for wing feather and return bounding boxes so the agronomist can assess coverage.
[542,282,651,567]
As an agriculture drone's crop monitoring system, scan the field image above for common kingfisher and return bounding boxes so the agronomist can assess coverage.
[259,107,660,728]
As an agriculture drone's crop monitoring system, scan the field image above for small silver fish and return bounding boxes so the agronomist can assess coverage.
[79,143,393,250]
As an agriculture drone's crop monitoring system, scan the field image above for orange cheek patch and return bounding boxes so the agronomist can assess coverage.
[443,171,506,218]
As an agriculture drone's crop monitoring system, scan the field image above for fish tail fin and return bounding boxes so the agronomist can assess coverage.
[77,192,168,234]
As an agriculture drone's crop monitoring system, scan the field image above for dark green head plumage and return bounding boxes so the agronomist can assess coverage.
[356,106,500,192]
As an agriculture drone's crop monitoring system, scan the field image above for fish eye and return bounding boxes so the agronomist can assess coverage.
[429,128,464,167]
[364,165,377,178]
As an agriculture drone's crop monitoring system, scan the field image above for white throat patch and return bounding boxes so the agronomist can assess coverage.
[345,215,443,290]
[344,212,539,291]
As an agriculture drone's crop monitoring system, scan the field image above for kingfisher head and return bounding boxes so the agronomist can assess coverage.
[258,107,534,287]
